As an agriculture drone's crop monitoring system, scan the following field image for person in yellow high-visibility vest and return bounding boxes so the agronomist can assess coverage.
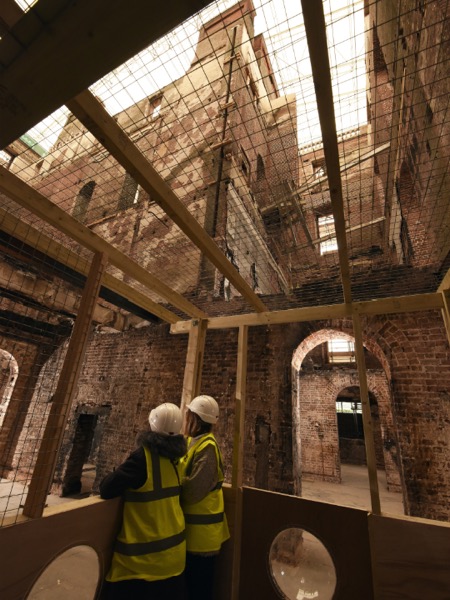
[100,403,187,600]
[180,395,230,600]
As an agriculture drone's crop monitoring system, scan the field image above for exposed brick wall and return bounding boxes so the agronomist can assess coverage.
[365,310,450,521]
[368,0,450,269]
[11,308,450,521]
[297,370,400,491]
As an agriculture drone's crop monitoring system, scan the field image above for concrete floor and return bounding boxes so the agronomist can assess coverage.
[302,464,404,515]
[1,463,404,524]
[0,477,78,526]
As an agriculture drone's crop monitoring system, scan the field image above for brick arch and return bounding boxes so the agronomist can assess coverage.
[292,327,391,380]
[365,316,418,373]
[0,349,19,428]
[291,328,396,494]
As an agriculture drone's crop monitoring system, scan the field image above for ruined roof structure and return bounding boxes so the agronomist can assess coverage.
[0,1,450,599]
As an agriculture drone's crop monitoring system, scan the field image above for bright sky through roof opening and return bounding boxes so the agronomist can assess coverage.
[20,0,365,152]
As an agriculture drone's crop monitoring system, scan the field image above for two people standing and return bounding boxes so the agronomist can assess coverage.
[100,395,229,600]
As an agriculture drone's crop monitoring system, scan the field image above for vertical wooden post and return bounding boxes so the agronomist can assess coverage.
[231,325,248,489]
[180,319,207,411]
[231,325,248,600]
[352,310,381,515]
[22,252,107,518]
[441,289,450,347]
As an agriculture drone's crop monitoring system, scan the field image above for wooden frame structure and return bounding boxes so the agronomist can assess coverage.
[0,0,448,528]
[1,0,450,598]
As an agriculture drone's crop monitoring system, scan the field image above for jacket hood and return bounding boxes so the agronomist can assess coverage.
[136,430,187,460]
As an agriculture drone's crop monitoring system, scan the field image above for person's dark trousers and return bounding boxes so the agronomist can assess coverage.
[103,573,186,600]
[185,552,217,600]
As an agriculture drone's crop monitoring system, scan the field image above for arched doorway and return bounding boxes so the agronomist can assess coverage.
[336,387,385,470]
[291,329,400,497]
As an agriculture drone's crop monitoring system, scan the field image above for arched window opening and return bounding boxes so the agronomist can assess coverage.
[72,181,96,223]
[398,160,417,209]
[317,214,337,255]
[118,172,139,210]
[256,154,265,180]
[0,350,19,428]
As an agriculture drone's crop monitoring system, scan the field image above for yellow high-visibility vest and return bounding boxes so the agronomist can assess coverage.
[107,445,185,582]
[181,433,230,553]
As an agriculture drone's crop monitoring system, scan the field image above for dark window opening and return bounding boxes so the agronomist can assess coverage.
[373,26,388,73]
[72,181,96,223]
[400,217,414,262]
[250,262,259,290]
[312,157,326,179]
[118,172,139,210]
[240,147,251,180]
[0,149,15,169]
[336,399,363,439]
[398,160,417,207]
[62,414,98,497]
[374,155,380,175]
[149,95,162,119]
[256,154,265,180]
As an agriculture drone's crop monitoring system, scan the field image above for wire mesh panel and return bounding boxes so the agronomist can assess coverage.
[0,0,449,528]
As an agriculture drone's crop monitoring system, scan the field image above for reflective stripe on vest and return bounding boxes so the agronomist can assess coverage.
[181,434,230,553]
[114,530,186,556]
[107,446,185,582]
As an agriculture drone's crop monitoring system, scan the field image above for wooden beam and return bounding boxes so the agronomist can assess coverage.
[437,267,450,292]
[0,496,122,597]
[369,513,450,599]
[172,303,351,333]
[441,289,450,347]
[67,91,267,313]
[352,310,381,514]
[22,252,107,518]
[354,292,443,315]
[0,0,23,29]
[0,165,206,319]
[301,0,352,303]
[231,325,248,489]
[180,319,208,413]
[0,206,179,324]
[231,325,248,600]
[170,292,443,332]
[0,0,211,148]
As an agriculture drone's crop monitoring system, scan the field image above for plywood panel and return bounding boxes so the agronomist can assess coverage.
[369,513,450,600]
[214,484,236,600]
[0,497,122,600]
[240,487,374,599]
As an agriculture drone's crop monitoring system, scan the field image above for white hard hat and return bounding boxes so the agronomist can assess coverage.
[188,395,219,424]
[149,403,182,435]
